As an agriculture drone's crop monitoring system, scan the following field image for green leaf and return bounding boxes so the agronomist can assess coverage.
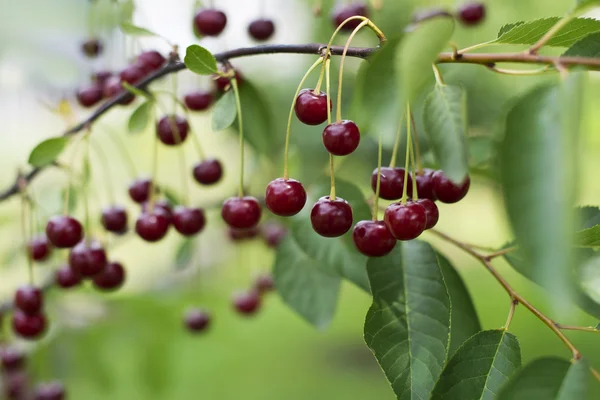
[118,0,135,23]
[494,17,600,47]
[175,239,194,270]
[575,225,600,247]
[564,32,600,58]
[211,90,237,132]
[364,241,451,399]
[498,357,590,400]
[431,330,521,400]
[121,82,153,100]
[576,0,600,11]
[120,22,158,37]
[161,188,181,206]
[578,206,600,229]
[235,79,276,154]
[273,234,340,329]
[28,136,71,167]
[128,101,153,134]
[423,84,468,184]
[184,45,218,75]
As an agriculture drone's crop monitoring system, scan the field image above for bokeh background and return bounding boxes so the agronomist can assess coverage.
[1,0,600,398]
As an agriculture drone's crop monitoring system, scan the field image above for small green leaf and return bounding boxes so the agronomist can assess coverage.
[118,0,135,23]
[28,136,71,167]
[120,22,158,37]
[431,330,521,400]
[575,225,600,247]
[494,17,600,47]
[128,101,153,134]
[235,79,276,154]
[184,45,218,75]
[175,239,194,270]
[211,90,237,131]
[564,32,600,58]
[423,84,468,184]
[121,82,153,100]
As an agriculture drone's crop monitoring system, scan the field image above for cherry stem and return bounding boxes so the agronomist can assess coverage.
[102,125,138,178]
[148,109,160,213]
[83,135,92,247]
[63,133,86,215]
[408,129,418,201]
[90,138,116,205]
[432,64,445,86]
[283,57,324,180]
[325,16,386,57]
[400,103,412,205]
[325,57,336,200]
[503,300,518,331]
[19,177,33,285]
[231,78,245,198]
[313,62,326,94]
[410,113,422,175]
[171,70,178,115]
[165,113,190,207]
[389,122,402,168]
[372,136,383,221]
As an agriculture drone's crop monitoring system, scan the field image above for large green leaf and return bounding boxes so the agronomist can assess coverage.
[423,84,468,184]
[564,32,600,57]
[431,330,521,400]
[184,45,218,75]
[211,90,237,132]
[494,18,600,47]
[364,241,451,399]
[28,136,71,167]
[235,79,276,155]
[498,357,590,400]
[128,101,153,134]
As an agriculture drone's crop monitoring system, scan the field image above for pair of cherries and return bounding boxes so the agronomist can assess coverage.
[193,8,276,41]
[11,286,47,340]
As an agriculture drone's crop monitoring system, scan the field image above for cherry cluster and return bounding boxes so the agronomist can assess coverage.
[193,7,276,42]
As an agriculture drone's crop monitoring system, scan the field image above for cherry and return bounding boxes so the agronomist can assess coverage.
[172,206,206,236]
[294,89,330,125]
[265,178,307,217]
[253,273,275,295]
[3,372,29,400]
[184,91,214,111]
[27,235,52,262]
[194,9,228,36]
[193,158,223,185]
[128,178,152,204]
[81,38,102,57]
[261,221,287,247]
[417,198,439,230]
[76,85,103,108]
[233,291,261,315]
[34,381,66,400]
[415,168,437,201]
[14,286,43,315]
[119,64,146,85]
[136,50,165,72]
[332,3,369,31]
[55,265,82,289]
[92,70,112,85]
[458,2,486,26]
[184,308,211,333]
[352,220,396,257]
[135,208,171,242]
[93,262,126,291]
[141,199,173,225]
[221,197,262,230]
[248,18,275,41]
[101,205,128,234]
[370,167,412,200]
[45,215,83,249]
[1,347,25,372]
[156,115,189,146]
[12,310,47,340]
[228,226,260,241]
[432,171,471,203]
[322,120,360,156]
[103,77,135,105]
[69,240,107,277]
[310,196,353,237]
[384,201,427,241]
[214,68,243,92]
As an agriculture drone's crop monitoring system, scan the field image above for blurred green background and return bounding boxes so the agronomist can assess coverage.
[1,0,600,398]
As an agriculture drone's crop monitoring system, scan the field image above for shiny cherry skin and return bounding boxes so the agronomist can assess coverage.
[384,201,427,241]
[137,50,165,72]
[103,76,135,105]
[135,208,171,242]
[322,120,360,156]
[101,205,128,234]
[1,346,25,372]
[12,310,47,340]
[45,215,83,249]
[228,226,260,241]
[172,206,206,236]
[33,381,66,400]
[253,273,275,295]
[294,89,330,125]
[81,38,102,57]
[332,3,369,31]
[27,235,52,262]
[261,222,287,248]
[93,262,126,291]
[193,158,223,185]
[310,196,353,238]
[417,198,439,230]
[248,18,275,41]
[415,168,437,201]
[68,240,107,277]
[14,286,43,315]
[128,178,152,204]
[76,85,103,108]
[432,171,471,203]
[156,115,189,146]
[194,9,228,36]
[233,291,261,315]
[221,197,262,230]
[265,178,307,217]
[184,308,211,333]
[55,265,82,289]
[184,91,214,111]
[119,64,146,85]
[352,220,397,257]
[370,167,412,200]
[458,2,486,25]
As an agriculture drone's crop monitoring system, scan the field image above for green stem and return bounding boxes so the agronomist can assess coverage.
[326,57,336,200]
[325,16,386,57]
[171,73,178,115]
[400,103,412,205]
[90,138,116,205]
[410,113,422,175]
[231,78,245,198]
[432,64,445,86]
[372,136,383,221]
[148,108,159,213]
[83,136,91,246]
[457,41,495,54]
[313,61,326,93]
[21,187,33,285]
[63,133,86,215]
[389,122,402,168]
[408,128,418,201]
[529,13,575,54]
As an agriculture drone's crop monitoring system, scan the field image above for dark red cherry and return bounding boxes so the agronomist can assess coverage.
[137,50,166,72]
[156,115,189,146]
[432,171,470,203]
[294,89,330,125]
[45,215,83,249]
[233,291,261,315]
[384,201,426,241]
[417,198,439,230]
[3,371,29,399]
[103,76,135,105]
[458,2,486,25]
[184,91,214,111]
[119,64,146,85]
[92,70,112,85]
[194,9,228,36]
[184,308,211,333]
[261,221,287,247]
[128,178,152,204]
[228,226,260,241]
[322,120,360,156]
[214,68,243,92]
[415,168,437,201]
[135,208,171,242]
[33,381,66,400]
[221,197,262,230]
[101,205,128,234]
[81,38,102,57]
[370,167,412,200]
[93,262,126,291]
[76,85,103,108]
[55,265,82,289]
[310,196,353,238]
[193,158,223,185]
[141,199,173,225]
[12,311,47,340]
[248,18,275,41]
[352,220,396,257]
[68,240,107,277]
[172,207,206,236]
[1,347,25,372]
[27,235,52,262]
[14,286,43,315]
[253,273,275,295]
[332,3,369,31]
[265,178,307,217]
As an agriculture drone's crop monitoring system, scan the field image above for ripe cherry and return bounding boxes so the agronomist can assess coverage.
[184,91,214,111]
[417,198,439,230]
[101,205,128,234]
[27,235,52,262]
[14,286,43,315]
[310,196,353,237]
[3,372,29,400]
[193,158,223,185]
[135,208,171,242]
[172,206,206,236]
[432,171,470,203]
[294,89,330,125]
[253,273,275,295]
[322,120,360,156]
[156,115,189,146]
[81,38,102,57]
[248,18,275,41]
[69,240,107,277]
[76,85,103,108]
[458,2,486,25]
[1,347,25,372]
[265,178,307,217]
[12,310,47,340]
[370,167,412,200]
[92,70,112,85]
[233,291,261,315]
[384,201,427,241]
[33,381,66,400]
[141,199,173,225]
[228,226,260,241]
[136,50,165,72]
[352,220,396,257]
[184,308,211,333]
[332,3,369,31]
[221,197,262,230]
[261,222,287,247]
[128,178,152,203]
[55,265,82,289]
[93,262,126,291]
[46,215,83,249]
[415,168,437,201]
[103,76,135,105]
[194,9,228,36]
[119,64,146,85]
